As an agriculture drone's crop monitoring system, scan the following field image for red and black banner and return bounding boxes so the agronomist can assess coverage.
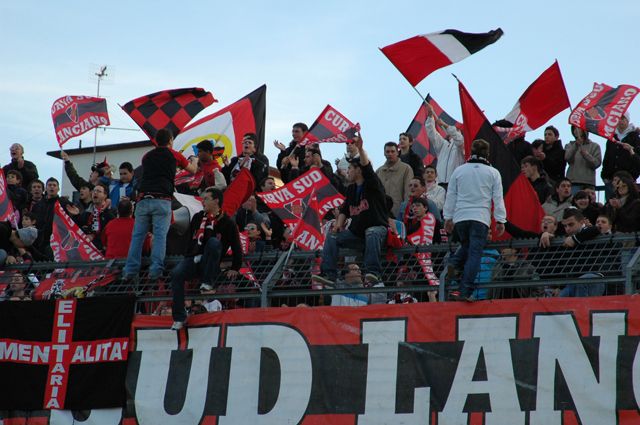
[406,94,462,166]
[407,212,439,285]
[0,169,19,227]
[381,28,503,86]
[3,296,640,423]
[121,87,216,143]
[292,192,324,251]
[502,61,571,142]
[568,82,639,140]
[51,96,110,147]
[256,169,344,226]
[458,80,544,238]
[50,201,104,262]
[0,297,134,410]
[174,85,267,162]
[32,267,118,300]
[299,105,360,146]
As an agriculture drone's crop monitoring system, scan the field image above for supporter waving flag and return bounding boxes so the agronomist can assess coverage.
[299,105,360,146]
[406,94,462,166]
[51,96,110,147]
[501,61,571,143]
[381,28,503,86]
[458,79,544,239]
[121,88,216,143]
[568,82,639,140]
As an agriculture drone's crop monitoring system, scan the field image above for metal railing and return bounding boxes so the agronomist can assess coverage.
[2,233,640,311]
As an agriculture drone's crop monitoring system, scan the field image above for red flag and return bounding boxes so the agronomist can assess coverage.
[121,88,216,143]
[221,168,255,217]
[458,79,544,239]
[0,169,19,227]
[256,168,344,226]
[32,267,117,300]
[173,85,266,164]
[381,28,503,86]
[569,83,640,140]
[406,95,462,166]
[502,61,571,142]
[292,192,324,251]
[50,201,104,262]
[51,96,110,147]
[299,105,360,146]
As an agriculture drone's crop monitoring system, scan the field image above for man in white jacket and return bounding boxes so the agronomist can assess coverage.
[425,103,465,188]
[443,139,507,301]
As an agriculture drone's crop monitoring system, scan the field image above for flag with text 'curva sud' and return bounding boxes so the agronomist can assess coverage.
[458,79,544,239]
[381,28,503,86]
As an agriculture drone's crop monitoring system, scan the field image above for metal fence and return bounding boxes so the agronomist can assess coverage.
[2,233,640,312]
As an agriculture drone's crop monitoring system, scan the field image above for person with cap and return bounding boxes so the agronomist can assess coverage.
[0,220,38,267]
[601,111,640,200]
[3,143,39,190]
[60,150,110,192]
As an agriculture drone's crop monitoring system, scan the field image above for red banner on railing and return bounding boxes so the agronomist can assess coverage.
[4,296,640,424]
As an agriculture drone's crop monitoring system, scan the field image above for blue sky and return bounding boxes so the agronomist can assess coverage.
[2,1,639,186]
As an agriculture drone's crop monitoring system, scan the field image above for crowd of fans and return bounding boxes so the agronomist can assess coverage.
[1,108,640,311]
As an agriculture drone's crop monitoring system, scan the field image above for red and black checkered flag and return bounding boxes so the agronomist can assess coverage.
[121,88,216,143]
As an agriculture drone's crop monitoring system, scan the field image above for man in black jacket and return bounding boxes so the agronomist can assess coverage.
[312,135,388,286]
[275,122,308,183]
[3,143,39,190]
[170,187,242,330]
[601,111,640,200]
[222,133,269,185]
[31,177,71,260]
[398,132,424,177]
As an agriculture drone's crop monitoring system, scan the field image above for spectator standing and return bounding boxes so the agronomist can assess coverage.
[443,139,506,302]
[313,136,388,286]
[102,200,146,259]
[564,126,602,194]
[275,123,308,183]
[521,156,552,204]
[101,162,136,209]
[123,129,198,282]
[376,142,413,217]
[3,143,38,190]
[542,178,573,224]
[423,165,446,211]
[5,170,28,214]
[31,177,71,260]
[66,183,115,252]
[25,179,44,213]
[60,150,108,191]
[222,133,269,185]
[601,111,640,200]
[398,132,424,177]
[542,125,566,185]
[425,104,464,188]
[605,176,640,233]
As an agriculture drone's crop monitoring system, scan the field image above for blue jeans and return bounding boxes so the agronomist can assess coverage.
[0,249,7,267]
[448,221,489,297]
[321,226,387,280]
[559,273,605,297]
[123,198,172,279]
[171,238,223,321]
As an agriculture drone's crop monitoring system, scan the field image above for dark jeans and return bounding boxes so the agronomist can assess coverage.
[559,273,605,297]
[321,226,387,280]
[171,238,222,321]
[448,221,489,297]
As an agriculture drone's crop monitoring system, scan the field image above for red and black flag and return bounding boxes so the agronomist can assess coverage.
[121,88,216,143]
[501,61,571,142]
[292,191,324,251]
[174,85,267,162]
[256,169,344,226]
[381,28,503,86]
[32,267,118,300]
[569,83,639,140]
[51,96,110,147]
[50,201,104,262]
[458,79,544,238]
[0,297,134,410]
[406,94,462,166]
[299,104,360,146]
